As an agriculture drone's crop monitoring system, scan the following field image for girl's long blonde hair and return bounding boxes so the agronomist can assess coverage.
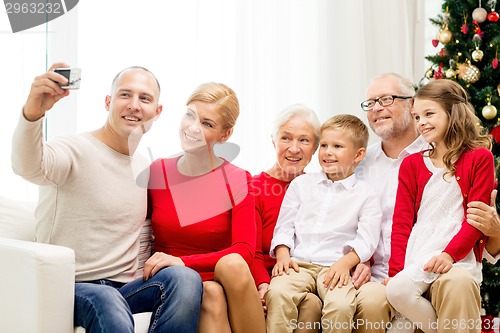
[415,79,492,175]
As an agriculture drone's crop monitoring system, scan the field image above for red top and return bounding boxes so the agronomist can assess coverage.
[148,157,256,281]
[250,172,291,286]
[389,148,494,277]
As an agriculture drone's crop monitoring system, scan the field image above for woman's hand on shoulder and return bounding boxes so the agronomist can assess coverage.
[143,252,185,281]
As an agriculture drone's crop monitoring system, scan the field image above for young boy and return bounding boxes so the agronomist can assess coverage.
[265,114,382,333]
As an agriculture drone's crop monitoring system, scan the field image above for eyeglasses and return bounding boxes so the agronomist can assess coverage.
[360,95,413,111]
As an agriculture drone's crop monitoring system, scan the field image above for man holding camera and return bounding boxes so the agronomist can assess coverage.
[11,63,203,333]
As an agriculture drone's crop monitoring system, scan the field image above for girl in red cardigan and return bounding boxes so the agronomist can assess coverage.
[145,82,265,333]
[385,79,495,333]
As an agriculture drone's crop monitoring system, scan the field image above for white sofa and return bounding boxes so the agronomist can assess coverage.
[0,196,152,333]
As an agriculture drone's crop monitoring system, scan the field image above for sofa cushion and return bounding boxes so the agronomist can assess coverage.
[0,195,36,241]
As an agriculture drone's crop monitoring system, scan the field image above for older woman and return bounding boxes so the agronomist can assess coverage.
[250,104,323,332]
[145,82,265,333]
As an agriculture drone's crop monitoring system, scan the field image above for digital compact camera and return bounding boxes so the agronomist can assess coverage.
[54,68,82,89]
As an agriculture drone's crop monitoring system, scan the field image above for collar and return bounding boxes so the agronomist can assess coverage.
[372,135,428,161]
[401,135,428,158]
[318,170,358,190]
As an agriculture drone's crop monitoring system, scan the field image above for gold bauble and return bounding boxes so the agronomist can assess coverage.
[482,103,498,120]
[457,63,480,83]
[445,68,456,79]
[439,29,453,44]
[472,49,484,62]
[497,83,500,96]
[425,68,435,79]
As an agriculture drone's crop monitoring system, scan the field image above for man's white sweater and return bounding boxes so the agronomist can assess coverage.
[12,115,149,282]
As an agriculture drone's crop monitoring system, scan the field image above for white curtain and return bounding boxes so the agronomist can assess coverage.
[1,0,425,200]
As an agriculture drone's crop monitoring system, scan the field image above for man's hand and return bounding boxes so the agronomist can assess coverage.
[467,189,500,257]
[143,252,185,281]
[467,189,500,237]
[23,62,71,121]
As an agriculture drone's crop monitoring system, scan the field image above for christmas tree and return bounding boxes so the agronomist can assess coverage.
[425,0,500,317]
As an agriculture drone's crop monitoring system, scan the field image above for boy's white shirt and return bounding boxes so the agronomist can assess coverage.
[270,171,382,266]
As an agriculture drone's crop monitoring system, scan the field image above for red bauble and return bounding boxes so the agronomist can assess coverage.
[461,24,469,34]
[488,11,499,22]
[432,39,439,47]
[434,70,444,80]
[493,58,499,69]
[490,125,500,144]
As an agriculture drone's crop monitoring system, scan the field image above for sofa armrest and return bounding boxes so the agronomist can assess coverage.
[0,237,75,333]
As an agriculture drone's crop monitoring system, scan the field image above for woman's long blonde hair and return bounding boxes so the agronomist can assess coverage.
[415,79,491,175]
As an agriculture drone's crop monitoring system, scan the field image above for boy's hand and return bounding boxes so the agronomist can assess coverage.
[323,261,351,290]
[272,257,299,277]
[323,250,360,290]
[272,245,299,277]
[423,252,453,274]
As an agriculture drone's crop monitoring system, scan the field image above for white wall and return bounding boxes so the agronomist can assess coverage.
[1,0,441,200]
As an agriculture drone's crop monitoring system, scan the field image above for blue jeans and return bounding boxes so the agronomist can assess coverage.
[75,266,203,333]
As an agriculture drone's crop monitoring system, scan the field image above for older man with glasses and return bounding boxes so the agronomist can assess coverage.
[350,73,500,333]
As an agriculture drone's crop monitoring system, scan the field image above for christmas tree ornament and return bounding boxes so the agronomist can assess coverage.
[488,11,499,21]
[487,0,499,22]
[472,21,483,38]
[457,61,481,83]
[473,7,488,22]
[462,11,469,34]
[497,83,500,96]
[439,25,453,44]
[489,125,500,143]
[434,69,444,80]
[434,62,444,79]
[482,101,497,120]
[445,68,456,78]
[472,49,484,61]
[473,33,482,43]
[425,67,435,79]
[443,6,451,23]
[493,47,499,69]
[432,39,439,47]
[472,34,484,62]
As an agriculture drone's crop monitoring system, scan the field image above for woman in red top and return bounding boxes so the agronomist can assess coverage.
[145,82,265,333]
[250,104,323,331]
